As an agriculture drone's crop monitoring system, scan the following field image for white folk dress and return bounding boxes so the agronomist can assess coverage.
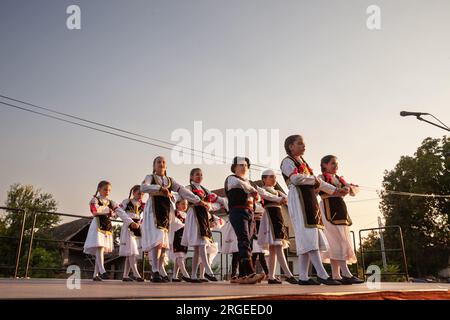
[181,182,227,247]
[221,220,238,254]
[84,196,122,255]
[140,174,201,252]
[280,157,337,255]
[257,186,290,250]
[318,174,357,264]
[118,198,144,257]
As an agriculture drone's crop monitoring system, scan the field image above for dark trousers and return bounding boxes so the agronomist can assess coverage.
[252,253,269,275]
[229,207,255,276]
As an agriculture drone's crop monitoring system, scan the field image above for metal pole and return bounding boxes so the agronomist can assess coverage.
[398,226,409,281]
[24,211,38,278]
[14,210,27,278]
[378,217,388,270]
[358,230,366,280]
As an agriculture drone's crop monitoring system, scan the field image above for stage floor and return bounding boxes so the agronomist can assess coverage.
[0,279,448,300]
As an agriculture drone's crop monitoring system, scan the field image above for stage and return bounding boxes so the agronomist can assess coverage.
[0,279,448,300]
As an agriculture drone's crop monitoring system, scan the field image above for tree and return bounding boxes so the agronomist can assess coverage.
[376,136,449,278]
[0,184,61,277]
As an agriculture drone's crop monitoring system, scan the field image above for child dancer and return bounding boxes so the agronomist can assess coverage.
[257,169,297,284]
[170,198,192,282]
[280,135,348,285]
[181,168,227,282]
[119,185,145,282]
[251,199,269,280]
[140,156,208,283]
[84,180,129,281]
[319,155,364,284]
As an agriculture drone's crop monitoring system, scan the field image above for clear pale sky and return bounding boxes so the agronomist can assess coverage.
[1,0,449,235]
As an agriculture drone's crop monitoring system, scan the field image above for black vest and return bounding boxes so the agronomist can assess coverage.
[224,175,251,208]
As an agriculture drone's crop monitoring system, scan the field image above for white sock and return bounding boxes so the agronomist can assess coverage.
[191,247,199,279]
[275,246,293,278]
[308,250,329,279]
[176,257,190,277]
[129,255,141,277]
[198,245,214,275]
[199,263,205,279]
[338,260,353,278]
[330,259,341,279]
[93,263,99,277]
[298,253,310,281]
[96,247,106,274]
[159,248,167,277]
[150,247,160,273]
[268,246,277,280]
[123,257,130,278]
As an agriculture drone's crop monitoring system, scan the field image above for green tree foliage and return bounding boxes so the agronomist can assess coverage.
[361,137,449,279]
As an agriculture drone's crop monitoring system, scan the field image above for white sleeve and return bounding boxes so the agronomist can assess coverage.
[114,206,134,226]
[140,175,162,194]
[172,179,201,204]
[281,158,316,186]
[257,186,283,202]
[170,215,185,232]
[226,176,257,194]
[317,178,337,195]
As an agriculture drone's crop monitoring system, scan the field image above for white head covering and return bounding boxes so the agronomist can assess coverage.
[261,169,276,177]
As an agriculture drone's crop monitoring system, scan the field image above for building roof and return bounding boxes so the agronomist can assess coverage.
[49,218,91,241]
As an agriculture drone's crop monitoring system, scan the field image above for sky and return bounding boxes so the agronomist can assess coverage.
[0,0,449,236]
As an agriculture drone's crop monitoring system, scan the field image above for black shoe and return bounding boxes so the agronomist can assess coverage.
[129,275,144,282]
[151,272,163,283]
[298,278,320,285]
[199,278,209,282]
[268,278,282,284]
[171,278,181,282]
[341,276,365,284]
[99,272,109,280]
[205,274,218,282]
[285,276,298,284]
[162,276,170,283]
[317,276,342,285]
[122,277,133,282]
[190,278,202,283]
[93,276,102,281]
[181,276,192,282]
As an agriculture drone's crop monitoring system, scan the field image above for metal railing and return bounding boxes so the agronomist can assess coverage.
[359,225,409,281]
[0,206,225,280]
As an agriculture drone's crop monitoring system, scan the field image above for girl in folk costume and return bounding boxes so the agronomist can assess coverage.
[221,220,240,282]
[280,135,348,285]
[84,180,131,281]
[140,156,208,283]
[119,185,145,282]
[224,157,285,284]
[169,198,192,282]
[251,198,270,280]
[318,155,364,284]
[181,168,227,282]
[257,169,297,284]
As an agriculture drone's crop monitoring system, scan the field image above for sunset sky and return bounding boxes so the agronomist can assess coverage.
[1,0,449,236]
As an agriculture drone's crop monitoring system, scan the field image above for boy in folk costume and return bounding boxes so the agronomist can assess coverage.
[169,198,192,282]
[181,168,227,282]
[84,180,138,281]
[140,156,209,283]
[318,155,364,284]
[257,169,297,284]
[280,135,348,285]
[119,185,145,282]
[224,156,285,284]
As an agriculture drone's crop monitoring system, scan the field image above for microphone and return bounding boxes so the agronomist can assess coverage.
[400,111,429,117]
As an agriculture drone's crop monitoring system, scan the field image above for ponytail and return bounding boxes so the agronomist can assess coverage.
[128,184,141,199]
[94,180,111,197]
